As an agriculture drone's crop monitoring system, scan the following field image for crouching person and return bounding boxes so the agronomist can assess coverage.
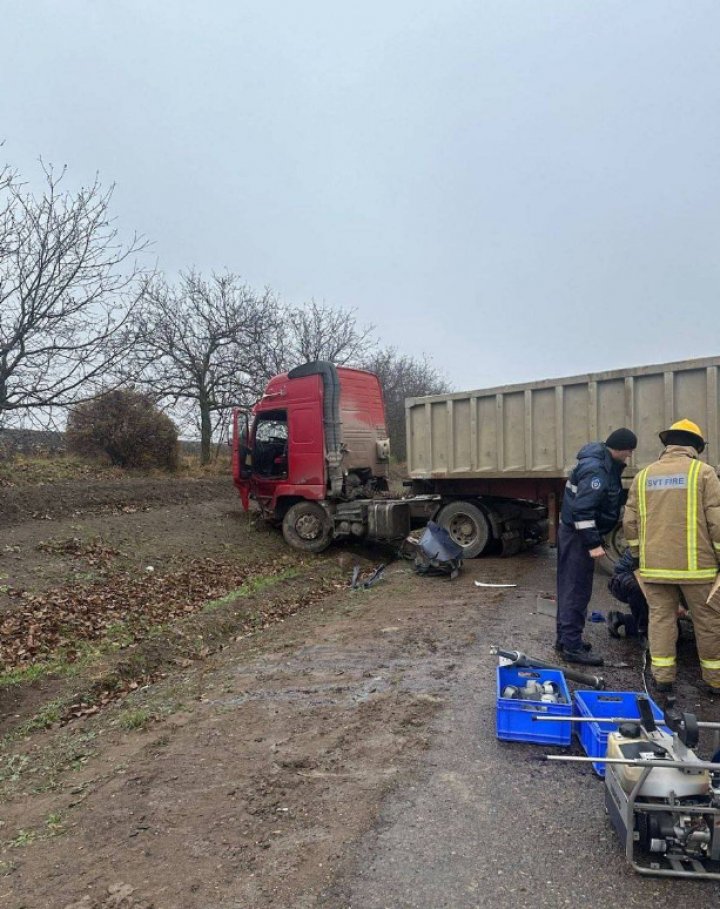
[607,549,648,642]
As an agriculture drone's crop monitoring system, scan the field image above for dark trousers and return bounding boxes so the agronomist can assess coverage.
[608,573,648,637]
[556,523,595,651]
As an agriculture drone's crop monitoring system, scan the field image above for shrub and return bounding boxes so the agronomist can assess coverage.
[66,390,179,470]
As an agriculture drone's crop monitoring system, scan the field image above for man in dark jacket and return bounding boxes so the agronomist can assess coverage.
[607,548,648,642]
[556,428,638,665]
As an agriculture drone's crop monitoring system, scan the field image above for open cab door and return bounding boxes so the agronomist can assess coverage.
[232,408,252,510]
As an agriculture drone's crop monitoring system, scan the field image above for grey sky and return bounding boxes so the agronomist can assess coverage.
[2,1,719,391]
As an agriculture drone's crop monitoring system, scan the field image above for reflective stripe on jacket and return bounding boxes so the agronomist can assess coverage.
[623,445,720,584]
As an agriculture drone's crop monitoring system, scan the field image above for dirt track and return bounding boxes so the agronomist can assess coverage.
[2,477,720,907]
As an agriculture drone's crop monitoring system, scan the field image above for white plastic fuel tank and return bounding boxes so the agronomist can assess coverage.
[606,731,710,798]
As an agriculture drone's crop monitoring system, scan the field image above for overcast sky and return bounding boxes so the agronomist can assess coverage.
[2,1,719,390]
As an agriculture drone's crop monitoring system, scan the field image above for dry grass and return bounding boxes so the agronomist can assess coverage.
[0,450,232,487]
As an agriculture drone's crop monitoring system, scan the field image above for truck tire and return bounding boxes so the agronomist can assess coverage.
[282,502,333,553]
[598,522,627,576]
[436,500,490,558]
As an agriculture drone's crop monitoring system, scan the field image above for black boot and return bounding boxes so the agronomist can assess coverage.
[554,640,592,653]
[652,678,675,694]
[561,648,604,667]
[562,647,605,666]
[607,610,625,639]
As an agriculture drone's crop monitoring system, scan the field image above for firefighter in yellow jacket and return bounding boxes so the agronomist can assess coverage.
[624,420,720,693]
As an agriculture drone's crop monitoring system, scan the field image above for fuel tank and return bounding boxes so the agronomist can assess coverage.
[606,729,710,799]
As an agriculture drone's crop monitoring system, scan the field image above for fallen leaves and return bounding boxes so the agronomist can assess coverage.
[1,557,296,671]
[36,536,121,567]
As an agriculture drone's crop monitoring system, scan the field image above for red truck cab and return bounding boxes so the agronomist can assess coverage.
[233,361,392,551]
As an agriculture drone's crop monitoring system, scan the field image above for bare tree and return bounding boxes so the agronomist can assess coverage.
[0,162,146,428]
[363,347,450,460]
[279,300,375,368]
[128,271,281,464]
[130,277,418,465]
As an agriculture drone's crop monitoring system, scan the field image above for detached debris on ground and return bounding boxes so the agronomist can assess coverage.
[350,563,386,590]
[412,521,463,579]
[474,580,517,588]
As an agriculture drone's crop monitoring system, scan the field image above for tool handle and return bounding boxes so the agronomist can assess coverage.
[490,646,605,690]
[522,655,606,690]
[492,648,524,663]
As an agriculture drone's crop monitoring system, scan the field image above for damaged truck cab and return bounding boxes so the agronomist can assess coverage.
[233,361,406,552]
[233,360,548,556]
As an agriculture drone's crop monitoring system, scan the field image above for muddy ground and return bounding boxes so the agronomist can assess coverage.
[1,474,720,908]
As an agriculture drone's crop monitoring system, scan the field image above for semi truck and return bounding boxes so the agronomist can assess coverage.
[232,356,720,559]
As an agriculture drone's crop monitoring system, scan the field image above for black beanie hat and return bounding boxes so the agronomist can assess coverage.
[605,428,638,450]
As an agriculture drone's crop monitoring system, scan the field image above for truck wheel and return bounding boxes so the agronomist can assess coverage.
[599,522,627,576]
[282,502,333,553]
[436,501,490,558]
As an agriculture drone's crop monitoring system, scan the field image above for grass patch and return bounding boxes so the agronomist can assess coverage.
[2,814,65,853]
[0,454,124,487]
[15,700,64,736]
[0,642,97,688]
[0,729,98,796]
[103,622,136,649]
[0,449,232,488]
[0,663,48,687]
[203,567,299,611]
[0,753,30,783]
[45,812,64,835]
[118,707,153,731]
[8,829,37,849]
[177,452,231,477]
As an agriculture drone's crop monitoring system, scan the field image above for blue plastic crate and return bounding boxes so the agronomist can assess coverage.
[496,665,572,746]
[574,690,669,777]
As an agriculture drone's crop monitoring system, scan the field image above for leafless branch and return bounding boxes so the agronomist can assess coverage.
[0,161,148,428]
[362,347,450,460]
[124,271,283,463]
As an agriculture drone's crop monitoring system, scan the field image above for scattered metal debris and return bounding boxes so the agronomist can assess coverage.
[350,564,386,590]
[474,580,517,588]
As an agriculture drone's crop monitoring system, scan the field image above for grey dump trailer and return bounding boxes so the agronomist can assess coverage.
[406,356,720,560]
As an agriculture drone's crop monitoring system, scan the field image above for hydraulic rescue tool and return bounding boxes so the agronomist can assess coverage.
[540,695,720,879]
[490,645,606,690]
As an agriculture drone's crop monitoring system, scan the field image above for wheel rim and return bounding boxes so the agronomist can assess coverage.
[448,513,480,547]
[296,512,323,540]
[604,524,627,564]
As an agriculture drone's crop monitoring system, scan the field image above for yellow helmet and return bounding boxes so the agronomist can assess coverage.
[659,419,705,452]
